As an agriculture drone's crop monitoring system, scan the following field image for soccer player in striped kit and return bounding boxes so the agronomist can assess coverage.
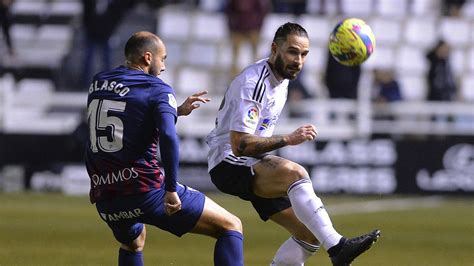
[85,31,243,266]
[206,22,380,266]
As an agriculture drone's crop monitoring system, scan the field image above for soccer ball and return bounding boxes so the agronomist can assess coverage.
[328,18,376,66]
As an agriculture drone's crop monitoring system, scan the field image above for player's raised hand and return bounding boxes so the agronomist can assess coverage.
[177,90,211,116]
[164,191,182,216]
[286,124,318,145]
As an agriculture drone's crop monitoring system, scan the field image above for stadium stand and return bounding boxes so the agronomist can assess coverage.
[0,0,473,139]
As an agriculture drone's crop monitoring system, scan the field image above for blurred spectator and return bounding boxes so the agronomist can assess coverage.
[272,0,307,16]
[373,68,402,103]
[0,0,14,57]
[324,50,361,99]
[225,0,270,78]
[442,0,466,16]
[426,40,457,102]
[81,0,134,87]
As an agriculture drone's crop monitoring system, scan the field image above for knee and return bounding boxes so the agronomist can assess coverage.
[221,213,243,234]
[285,162,309,182]
[122,227,146,252]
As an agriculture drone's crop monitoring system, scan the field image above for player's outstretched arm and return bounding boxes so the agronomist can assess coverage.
[177,90,211,116]
[230,125,317,157]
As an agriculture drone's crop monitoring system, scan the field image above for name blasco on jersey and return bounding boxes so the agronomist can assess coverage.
[88,79,130,96]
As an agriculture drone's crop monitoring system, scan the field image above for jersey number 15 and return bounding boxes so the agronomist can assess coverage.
[87,99,126,153]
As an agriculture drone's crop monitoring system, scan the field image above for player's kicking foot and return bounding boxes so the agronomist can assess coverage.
[329,229,381,266]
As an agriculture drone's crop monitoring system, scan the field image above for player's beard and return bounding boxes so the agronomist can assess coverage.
[149,57,160,77]
[274,53,300,80]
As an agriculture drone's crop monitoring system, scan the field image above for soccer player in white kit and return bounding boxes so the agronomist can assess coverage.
[206,22,380,266]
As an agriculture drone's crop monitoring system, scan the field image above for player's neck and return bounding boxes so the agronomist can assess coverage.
[126,62,146,73]
[266,61,284,82]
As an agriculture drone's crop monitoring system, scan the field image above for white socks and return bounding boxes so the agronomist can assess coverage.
[271,237,319,266]
[287,179,343,250]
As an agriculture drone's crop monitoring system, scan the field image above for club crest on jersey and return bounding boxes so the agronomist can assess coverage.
[259,115,278,130]
[259,118,271,130]
[245,106,259,125]
[168,93,177,110]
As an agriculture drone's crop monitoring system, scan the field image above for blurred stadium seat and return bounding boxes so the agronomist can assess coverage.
[403,17,438,48]
[439,17,471,47]
[396,46,428,75]
[10,24,37,43]
[37,25,73,44]
[163,41,184,67]
[399,75,427,101]
[450,48,467,75]
[191,12,228,42]
[410,0,440,15]
[49,1,82,17]
[11,0,47,16]
[469,47,474,73]
[158,9,191,42]
[297,15,331,45]
[176,67,212,95]
[185,42,219,68]
[303,45,326,73]
[341,0,373,16]
[460,76,474,101]
[260,13,296,42]
[376,0,408,17]
[369,17,402,46]
[365,46,395,69]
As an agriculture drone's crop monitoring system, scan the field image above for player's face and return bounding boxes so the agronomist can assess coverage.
[150,46,167,77]
[273,34,309,80]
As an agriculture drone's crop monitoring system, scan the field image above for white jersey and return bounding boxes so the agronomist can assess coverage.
[206,59,289,171]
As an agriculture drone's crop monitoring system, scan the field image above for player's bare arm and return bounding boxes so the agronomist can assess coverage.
[177,90,211,116]
[230,124,317,157]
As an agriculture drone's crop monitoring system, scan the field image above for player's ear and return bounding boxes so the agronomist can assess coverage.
[271,42,278,56]
[143,51,152,66]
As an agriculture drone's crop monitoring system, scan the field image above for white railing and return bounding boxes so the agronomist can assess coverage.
[1,88,473,138]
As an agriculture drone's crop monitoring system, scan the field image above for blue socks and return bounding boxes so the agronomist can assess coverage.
[118,231,243,266]
[214,230,244,266]
[119,248,143,266]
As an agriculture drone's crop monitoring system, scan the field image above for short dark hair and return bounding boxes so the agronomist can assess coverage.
[124,33,158,62]
[272,22,308,45]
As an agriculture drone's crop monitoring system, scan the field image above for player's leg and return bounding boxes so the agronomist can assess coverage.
[230,32,244,77]
[190,196,244,266]
[95,197,146,266]
[269,207,320,266]
[244,186,319,266]
[248,30,260,61]
[141,184,243,266]
[252,155,380,264]
[119,225,146,266]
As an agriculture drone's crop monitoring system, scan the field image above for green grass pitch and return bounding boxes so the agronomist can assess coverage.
[0,193,473,265]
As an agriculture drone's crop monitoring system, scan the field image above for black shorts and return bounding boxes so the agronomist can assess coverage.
[209,160,291,221]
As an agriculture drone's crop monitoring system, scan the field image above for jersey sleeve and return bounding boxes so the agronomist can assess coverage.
[150,83,178,123]
[156,111,179,192]
[150,83,180,192]
[229,79,263,134]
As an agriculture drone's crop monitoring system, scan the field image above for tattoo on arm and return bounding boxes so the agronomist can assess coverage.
[237,141,247,155]
[238,135,287,156]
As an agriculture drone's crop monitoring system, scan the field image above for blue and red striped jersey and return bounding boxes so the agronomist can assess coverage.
[85,66,177,203]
